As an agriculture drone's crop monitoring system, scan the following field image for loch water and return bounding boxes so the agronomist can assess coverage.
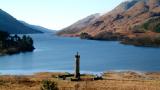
[0,34,160,75]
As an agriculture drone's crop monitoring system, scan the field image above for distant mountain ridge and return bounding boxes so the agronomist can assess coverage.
[57,13,100,36]
[20,21,55,33]
[0,9,53,34]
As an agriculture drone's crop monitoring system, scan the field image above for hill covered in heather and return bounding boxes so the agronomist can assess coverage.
[58,0,160,47]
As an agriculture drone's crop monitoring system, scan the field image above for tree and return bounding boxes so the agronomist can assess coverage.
[0,31,9,49]
[0,31,9,41]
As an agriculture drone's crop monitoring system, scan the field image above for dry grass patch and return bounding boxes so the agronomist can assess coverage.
[0,72,160,90]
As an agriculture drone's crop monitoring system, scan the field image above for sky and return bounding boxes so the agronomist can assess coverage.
[0,0,124,30]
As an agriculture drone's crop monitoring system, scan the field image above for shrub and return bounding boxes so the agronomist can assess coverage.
[80,32,92,39]
[41,80,58,90]
[155,24,160,33]
[133,17,160,33]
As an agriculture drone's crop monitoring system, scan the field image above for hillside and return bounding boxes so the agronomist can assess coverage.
[20,21,55,33]
[57,13,100,36]
[77,0,160,35]
[58,0,160,47]
[0,9,43,34]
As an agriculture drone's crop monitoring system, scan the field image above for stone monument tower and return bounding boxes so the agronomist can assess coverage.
[74,52,80,79]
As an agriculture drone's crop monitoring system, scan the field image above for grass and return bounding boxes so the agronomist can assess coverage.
[0,72,160,90]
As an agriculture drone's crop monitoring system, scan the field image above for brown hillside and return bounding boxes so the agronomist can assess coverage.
[58,0,160,47]
[58,0,160,35]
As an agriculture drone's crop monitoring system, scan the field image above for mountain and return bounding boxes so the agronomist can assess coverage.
[58,0,160,47]
[0,9,43,34]
[29,25,55,33]
[57,0,160,35]
[57,13,100,36]
[20,21,55,33]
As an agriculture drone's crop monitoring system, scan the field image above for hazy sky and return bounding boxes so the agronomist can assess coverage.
[0,0,124,30]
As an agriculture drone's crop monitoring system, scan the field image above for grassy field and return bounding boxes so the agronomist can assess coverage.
[0,72,160,90]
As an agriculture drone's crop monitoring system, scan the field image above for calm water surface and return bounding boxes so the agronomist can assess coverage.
[0,34,160,75]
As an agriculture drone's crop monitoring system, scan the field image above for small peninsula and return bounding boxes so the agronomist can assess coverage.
[0,31,34,55]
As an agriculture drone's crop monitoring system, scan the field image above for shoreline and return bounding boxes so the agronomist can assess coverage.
[0,70,159,76]
[58,32,160,48]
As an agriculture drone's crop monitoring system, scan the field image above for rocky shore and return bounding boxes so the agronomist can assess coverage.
[79,31,160,47]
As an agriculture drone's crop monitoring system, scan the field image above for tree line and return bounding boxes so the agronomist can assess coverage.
[0,31,34,54]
